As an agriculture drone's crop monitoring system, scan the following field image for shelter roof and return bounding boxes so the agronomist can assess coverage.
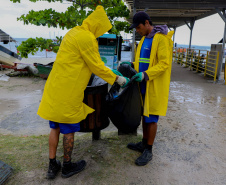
[125,0,226,28]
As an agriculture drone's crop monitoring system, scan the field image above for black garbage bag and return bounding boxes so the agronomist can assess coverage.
[105,64,142,133]
[118,63,136,78]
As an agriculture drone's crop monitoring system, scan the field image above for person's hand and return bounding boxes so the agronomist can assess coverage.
[133,72,144,82]
[120,61,132,66]
[116,76,130,88]
[112,69,123,76]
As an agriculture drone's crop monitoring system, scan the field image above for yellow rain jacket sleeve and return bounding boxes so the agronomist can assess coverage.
[134,31,174,116]
[37,6,117,124]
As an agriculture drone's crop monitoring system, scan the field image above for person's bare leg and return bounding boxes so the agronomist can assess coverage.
[142,118,148,140]
[47,127,61,179]
[135,122,157,166]
[147,122,157,145]
[49,127,60,159]
[61,132,87,178]
[63,133,75,162]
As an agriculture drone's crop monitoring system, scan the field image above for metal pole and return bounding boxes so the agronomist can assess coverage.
[189,21,195,49]
[190,49,194,70]
[225,57,226,85]
[214,52,220,82]
[117,35,120,68]
[185,49,189,67]
[131,0,136,62]
[221,11,226,81]
[185,20,195,49]
[196,50,201,72]
[173,26,176,47]
[204,51,209,77]
[219,21,226,81]
[189,29,192,49]
[216,9,226,81]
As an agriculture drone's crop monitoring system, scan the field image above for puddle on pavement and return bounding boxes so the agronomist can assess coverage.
[170,82,205,103]
[188,109,213,119]
[170,81,226,131]
[0,90,42,120]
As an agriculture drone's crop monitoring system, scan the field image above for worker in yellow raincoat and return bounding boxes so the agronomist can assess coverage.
[126,11,174,166]
[37,6,129,179]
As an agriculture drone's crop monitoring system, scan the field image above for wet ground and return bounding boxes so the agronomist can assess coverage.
[0,51,133,135]
[0,51,226,184]
[1,51,225,136]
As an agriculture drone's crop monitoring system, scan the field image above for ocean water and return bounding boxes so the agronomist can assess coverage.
[177,44,211,51]
[0,38,217,58]
[176,44,226,57]
[0,38,57,58]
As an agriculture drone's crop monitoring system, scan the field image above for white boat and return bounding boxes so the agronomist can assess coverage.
[0,45,21,66]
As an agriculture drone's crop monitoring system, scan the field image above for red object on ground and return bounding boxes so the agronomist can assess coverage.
[0,63,28,71]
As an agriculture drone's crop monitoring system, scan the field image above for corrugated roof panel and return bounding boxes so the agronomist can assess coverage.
[0,29,16,43]
[124,0,226,28]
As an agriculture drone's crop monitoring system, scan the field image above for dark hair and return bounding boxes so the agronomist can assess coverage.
[129,11,152,29]
[140,20,152,26]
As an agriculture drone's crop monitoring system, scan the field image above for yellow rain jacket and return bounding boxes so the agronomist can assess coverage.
[37,6,116,123]
[134,31,174,116]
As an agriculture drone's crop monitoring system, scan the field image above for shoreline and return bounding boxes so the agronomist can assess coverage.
[20,57,56,65]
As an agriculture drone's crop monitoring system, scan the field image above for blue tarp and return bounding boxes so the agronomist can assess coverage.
[99,34,116,39]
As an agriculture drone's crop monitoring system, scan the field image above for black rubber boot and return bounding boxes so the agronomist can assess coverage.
[61,160,86,178]
[127,141,146,153]
[46,160,61,179]
[135,149,153,166]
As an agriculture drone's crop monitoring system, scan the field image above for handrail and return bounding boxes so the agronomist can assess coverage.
[173,47,220,83]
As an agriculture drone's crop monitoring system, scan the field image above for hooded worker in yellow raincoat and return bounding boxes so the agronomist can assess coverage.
[38,6,117,124]
[126,11,173,166]
[134,30,174,117]
[37,6,129,179]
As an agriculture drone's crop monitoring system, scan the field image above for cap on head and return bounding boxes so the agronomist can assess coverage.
[129,11,151,30]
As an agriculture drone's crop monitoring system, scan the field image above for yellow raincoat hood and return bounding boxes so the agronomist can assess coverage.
[82,5,112,38]
[37,6,116,123]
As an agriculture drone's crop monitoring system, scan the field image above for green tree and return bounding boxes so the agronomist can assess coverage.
[10,0,131,58]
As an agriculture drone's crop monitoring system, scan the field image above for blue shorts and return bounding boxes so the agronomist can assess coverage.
[49,121,80,134]
[144,114,159,123]
[141,93,159,124]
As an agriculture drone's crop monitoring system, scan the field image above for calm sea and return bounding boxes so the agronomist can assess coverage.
[0,38,57,58]
[0,38,216,58]
[177,44,211,51]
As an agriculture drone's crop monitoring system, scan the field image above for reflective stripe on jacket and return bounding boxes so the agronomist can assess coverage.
[139,58,150,63]
[134,31,174,116]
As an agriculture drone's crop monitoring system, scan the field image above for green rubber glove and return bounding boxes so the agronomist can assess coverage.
[120,61,132,66]
[133,72,144,82]
[121,77,130,88]
[112,69,123,76]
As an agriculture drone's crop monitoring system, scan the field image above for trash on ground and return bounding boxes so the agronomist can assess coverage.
[34,62,54,79]
[0,74,10,81]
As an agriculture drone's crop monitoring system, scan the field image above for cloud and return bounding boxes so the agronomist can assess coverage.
[1,0,225,46]
[174,14,225,46]
[0,0,70,38]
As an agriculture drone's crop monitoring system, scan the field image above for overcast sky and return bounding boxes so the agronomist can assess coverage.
[0,0,71,39]
[0,0,225,46]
